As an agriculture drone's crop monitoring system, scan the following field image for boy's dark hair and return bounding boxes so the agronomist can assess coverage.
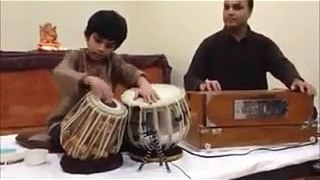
[84,10,127,49]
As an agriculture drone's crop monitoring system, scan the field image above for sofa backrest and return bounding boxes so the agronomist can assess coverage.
[0,50,172,134]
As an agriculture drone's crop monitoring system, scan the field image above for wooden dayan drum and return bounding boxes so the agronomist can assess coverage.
[183,89,317,150]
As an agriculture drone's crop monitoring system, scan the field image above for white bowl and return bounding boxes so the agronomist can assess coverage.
[24,149,48,166]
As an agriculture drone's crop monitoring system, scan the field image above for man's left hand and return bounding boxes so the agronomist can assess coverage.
[290,79,316,95]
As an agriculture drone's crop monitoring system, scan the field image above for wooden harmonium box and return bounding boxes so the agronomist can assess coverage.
[183,90,317,150]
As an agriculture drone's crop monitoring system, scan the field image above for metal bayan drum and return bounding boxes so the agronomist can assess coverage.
[121,84,191,170]
[60,92,128,161]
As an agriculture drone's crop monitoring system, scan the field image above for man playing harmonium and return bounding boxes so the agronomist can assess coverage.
[184,0,316,95]
[182,0,318,151]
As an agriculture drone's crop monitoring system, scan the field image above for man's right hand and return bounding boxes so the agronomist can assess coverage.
[199,79,222,91]
[83,76,114,103]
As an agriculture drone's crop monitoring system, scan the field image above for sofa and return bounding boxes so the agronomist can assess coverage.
[0,50,172,135]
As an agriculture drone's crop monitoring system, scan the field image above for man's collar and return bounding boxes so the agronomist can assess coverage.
[222,25,253,42]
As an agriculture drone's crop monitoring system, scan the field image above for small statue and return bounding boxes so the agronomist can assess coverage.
[38,23,61,50]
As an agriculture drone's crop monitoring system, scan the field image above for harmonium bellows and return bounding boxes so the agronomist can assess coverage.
[183,89,317,150]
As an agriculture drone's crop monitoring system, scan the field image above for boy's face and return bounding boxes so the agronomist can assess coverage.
[86,33,116,61]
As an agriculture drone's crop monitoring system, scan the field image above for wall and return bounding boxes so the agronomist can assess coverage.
[1,1,319,108]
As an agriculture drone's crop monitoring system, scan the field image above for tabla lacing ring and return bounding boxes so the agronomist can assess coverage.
[204,143,212,150]
[310,136,317,143]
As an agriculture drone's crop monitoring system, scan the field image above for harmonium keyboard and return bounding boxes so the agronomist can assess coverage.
[183,89,317,150]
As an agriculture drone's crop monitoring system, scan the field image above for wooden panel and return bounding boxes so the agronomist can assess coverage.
[184,92,206,148]
[1,126,46,136]
[114,66,164,99]
[184,90,316,149]
[143,67,164,83]
[187,90,314,127]
[183,126,316,149]
[0,70,61,130]
[0,66,165,134]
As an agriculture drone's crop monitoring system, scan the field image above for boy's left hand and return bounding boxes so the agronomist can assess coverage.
[135,76,160,103]
[135,85,160,104]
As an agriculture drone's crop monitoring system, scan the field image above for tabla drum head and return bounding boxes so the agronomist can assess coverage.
[86,92,127,116]
[120,84,185,108]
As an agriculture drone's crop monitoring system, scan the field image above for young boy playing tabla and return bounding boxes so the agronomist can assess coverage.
[47,10,159,173]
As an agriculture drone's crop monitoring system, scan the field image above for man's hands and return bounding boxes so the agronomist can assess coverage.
[199,79,222,91]
[83,76,114,103]
[290,78,316,95]
[136,76,160,103]
[198,78,317,96]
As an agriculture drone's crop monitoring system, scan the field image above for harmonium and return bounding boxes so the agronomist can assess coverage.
[183,89,317,150]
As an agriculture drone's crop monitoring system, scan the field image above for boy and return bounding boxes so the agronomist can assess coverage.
[48,10,159,173]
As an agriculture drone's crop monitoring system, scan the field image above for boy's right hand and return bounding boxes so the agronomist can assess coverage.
[83,76,114,103]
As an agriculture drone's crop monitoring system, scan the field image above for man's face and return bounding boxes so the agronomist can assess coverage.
[223,0,251,29]
[86,33,116,61]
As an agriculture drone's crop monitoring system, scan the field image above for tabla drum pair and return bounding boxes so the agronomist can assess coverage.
[59,84,190,173]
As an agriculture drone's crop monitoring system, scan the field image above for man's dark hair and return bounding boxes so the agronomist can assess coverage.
[248,0,254,12]
[84,10,127,49]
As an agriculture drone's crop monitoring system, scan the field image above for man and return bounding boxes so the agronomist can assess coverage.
[184,0,316,95]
